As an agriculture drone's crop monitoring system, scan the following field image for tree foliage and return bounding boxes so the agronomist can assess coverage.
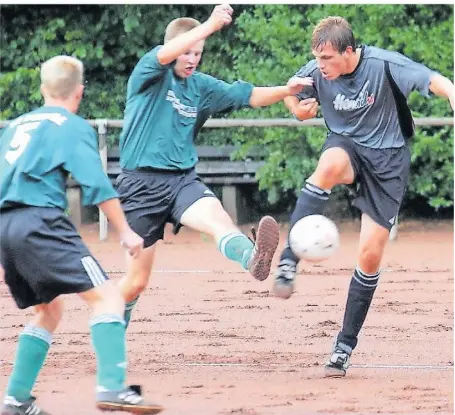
[1,5,453,213]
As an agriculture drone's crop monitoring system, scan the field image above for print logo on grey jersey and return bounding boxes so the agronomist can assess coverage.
[333,80,375,111]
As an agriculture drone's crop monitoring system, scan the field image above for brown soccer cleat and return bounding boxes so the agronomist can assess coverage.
[247,216,280,281]
[96,385,163,414]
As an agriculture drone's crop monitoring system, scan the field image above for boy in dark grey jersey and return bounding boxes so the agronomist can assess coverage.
[272,16,454,377]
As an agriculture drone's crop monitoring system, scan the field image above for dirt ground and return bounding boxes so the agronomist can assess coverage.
[0,219,453,415]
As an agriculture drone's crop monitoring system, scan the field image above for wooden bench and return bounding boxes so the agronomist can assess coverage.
[66,145,265,229]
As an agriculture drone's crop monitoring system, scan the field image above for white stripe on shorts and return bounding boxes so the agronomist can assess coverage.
[81,256,106,287]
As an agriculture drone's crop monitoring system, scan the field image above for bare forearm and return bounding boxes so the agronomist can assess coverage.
[429,74,454,107]
[98,198,130,234]
[249,86,292,108]
[284,96,299,113]
[157,22,216,65]
[284,95,318,121]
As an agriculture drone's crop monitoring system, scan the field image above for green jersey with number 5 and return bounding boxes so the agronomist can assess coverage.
[0,106,117,210]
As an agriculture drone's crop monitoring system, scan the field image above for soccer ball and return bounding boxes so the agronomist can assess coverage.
[289,215,340,262]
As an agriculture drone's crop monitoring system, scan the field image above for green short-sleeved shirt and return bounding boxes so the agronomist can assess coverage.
[0,106,118,210]
[119,45,255,170]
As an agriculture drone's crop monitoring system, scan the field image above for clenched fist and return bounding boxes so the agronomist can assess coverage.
[207,4,234,32]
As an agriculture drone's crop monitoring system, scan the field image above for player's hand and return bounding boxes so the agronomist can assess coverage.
[286,77,314,95]
[207,4,233,32]
[293,98,319,120]
[120,229,144,259]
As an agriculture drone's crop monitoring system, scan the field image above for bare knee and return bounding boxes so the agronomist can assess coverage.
[121,264,152,301]
[310,148,354,188]
[80,280,124,317]
[313,161,348,187]
[119,246,155,302]
[358,246,383,274]
[33,298,64,333]
[126,270,150,299]
[358,214,390,274]
[181,197,236,240]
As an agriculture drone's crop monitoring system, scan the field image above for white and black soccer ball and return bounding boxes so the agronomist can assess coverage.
[289,215,340,262]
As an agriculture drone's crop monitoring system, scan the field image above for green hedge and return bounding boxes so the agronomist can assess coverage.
[1,5,453,213]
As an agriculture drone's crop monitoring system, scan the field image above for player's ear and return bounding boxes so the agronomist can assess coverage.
[40,84,47,99]
[343,46,354,57]
[76,84,85,100]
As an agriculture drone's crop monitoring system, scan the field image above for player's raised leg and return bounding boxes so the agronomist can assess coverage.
[274,145,354,299]
[179,196,279,281]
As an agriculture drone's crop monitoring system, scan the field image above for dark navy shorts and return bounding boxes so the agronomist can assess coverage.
[0,206,108,309]
[322,133,411,231]
[115,168,217,248]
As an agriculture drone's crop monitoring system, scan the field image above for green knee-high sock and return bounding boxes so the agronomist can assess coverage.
[124,296,140,328]
[6,326,52,401]
[218,232,254,270]
[90,315,127,392]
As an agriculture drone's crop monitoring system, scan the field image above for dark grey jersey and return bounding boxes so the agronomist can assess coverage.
[294,45,437,148]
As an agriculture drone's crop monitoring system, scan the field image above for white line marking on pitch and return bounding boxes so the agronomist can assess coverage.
[107,268,450,274]
[180,363,453,370]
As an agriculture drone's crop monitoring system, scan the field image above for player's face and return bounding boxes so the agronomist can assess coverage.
[174,40,205,78]
[312,43,352,80]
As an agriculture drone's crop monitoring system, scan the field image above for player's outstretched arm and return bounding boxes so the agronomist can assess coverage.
[97,198,144,258]
[429,74,454,110]
[249,77,314,108]
[157,4,233,65]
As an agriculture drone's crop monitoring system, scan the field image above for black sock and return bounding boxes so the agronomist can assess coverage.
[337,266,380,351]
[280,182,331,263]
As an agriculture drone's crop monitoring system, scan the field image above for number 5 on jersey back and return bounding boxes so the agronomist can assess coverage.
[5,122,40,164]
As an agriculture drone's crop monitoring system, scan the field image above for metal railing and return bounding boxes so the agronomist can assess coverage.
[1,117,453,241]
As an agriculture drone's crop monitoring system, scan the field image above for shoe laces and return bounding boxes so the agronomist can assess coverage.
[250,227,257,243]
[332,347,350,362]
[280,263,296,272]
[277,260,296,279]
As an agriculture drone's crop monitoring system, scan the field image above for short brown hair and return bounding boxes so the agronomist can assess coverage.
[164,17,201,43]
[311,16,356,53]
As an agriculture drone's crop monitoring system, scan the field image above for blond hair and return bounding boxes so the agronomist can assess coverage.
[164,17,201,43]
[40,55,84,99]
[312,16,356,53]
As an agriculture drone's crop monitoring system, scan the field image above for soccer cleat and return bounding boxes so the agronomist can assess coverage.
[272,259,297,299]
[2,396,50,415]
[247,216,280,281]
[324,343,351,378]
[96,385,163,414]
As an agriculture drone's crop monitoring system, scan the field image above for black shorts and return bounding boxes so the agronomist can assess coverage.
[116,168,217,248]
[0,207,108,309]
[322,133,411,231]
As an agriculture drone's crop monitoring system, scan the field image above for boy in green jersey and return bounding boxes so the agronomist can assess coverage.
[117,4,313,327]
[0,56,163,414]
